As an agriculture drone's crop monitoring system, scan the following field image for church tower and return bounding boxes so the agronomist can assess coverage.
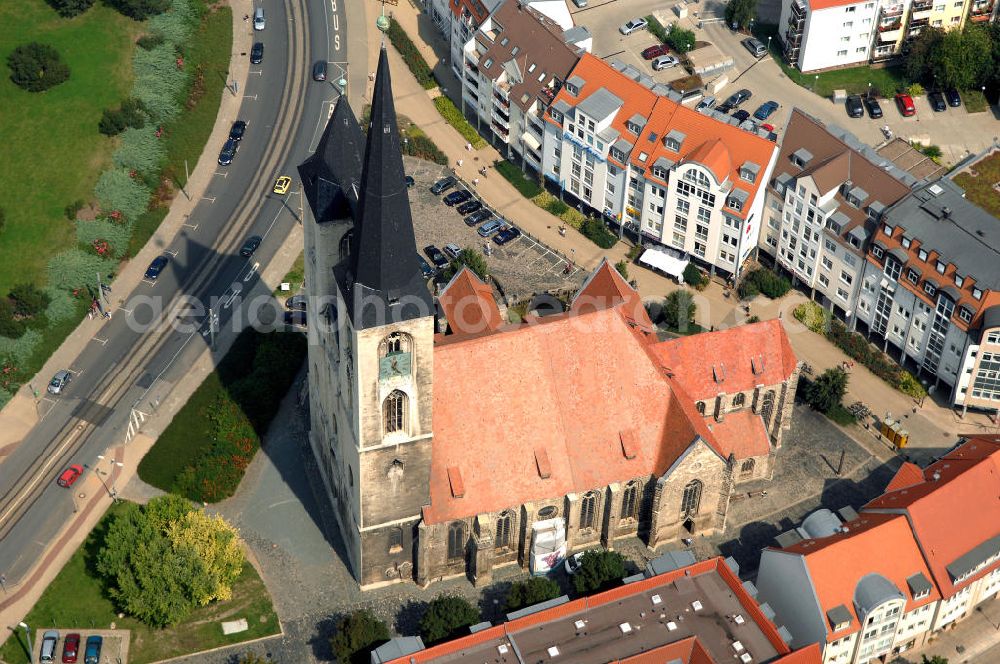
[300,46,435,588]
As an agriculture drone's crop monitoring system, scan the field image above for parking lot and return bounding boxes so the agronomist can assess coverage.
[404,156,587,302]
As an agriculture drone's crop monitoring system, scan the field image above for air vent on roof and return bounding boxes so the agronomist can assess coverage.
[713,363,727,383]
[942,206,951,218]
[928,184,944,196]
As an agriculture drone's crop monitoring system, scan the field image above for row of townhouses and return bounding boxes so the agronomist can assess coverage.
[757,434,1000,664]
[779,0,999,73]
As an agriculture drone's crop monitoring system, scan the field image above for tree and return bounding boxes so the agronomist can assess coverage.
[7,43,70,92]
[47,0,95,17]
[929,25,994,90]
[724,0,757,32]
[921,656,948,664]
[682,263,705,289]
[504,577,562,611]
[0,299,26,339]
[666,26,697,54]
[166,510,245,605]
[662,290,697,332]
[573,550,627,594]
[904,28,945,83]
[330,610,390,664]
[419,595,481,645]
[237,654,269,664]
[107,0,170,20]
[614,260,629,281]
[9,283,50,318]
[804,367,848,414]
[444,247,489,281]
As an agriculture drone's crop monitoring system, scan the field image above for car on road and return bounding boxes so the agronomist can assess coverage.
[57,464,83,488]
[443,189,472,206]
[145,255,169,280]
[284,310,306,327]
[477,218,505,237]
[652,55,680,71]
[239,235,262,257]
[250,42,264,64]
[424,244,449,270]
[493,226,521,245]
[273,175,292,195]
[945,88,961,107]
[928,90,947,112]
[465,208,492,226]
[864,96,883,119]
[443,243,462,260]
[696,96,716,111]
[416,254,435,279]
[732,109,751,123]
[48,370,72,395]
[895,93,916,117]
[405,174,415,188]
[218,138,238,165]
[253,7,265,30]
[742,37,767,58]
[229,120,247,141]
[456,199,482,215]
[285,293,307,310]
[619,17,648,35]
[312,60,327,82]
[717,89,752,113]
[564,551,585,575]
[62,633,80,663]
[753,100,779,120]
[641,44,671,60]
[84,635,102,664]
[430,176,457,194]
[845,94,864,118]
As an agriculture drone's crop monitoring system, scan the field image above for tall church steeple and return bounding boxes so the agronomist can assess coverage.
[338,46,432,329]
[298,97,365,223]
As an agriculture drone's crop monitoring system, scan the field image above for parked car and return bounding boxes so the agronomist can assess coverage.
[57,464,83,488]
[652,55,680,71]
[477,218,506,237]
[253,7,265,30]
[430,176,457,194]
[285,294,307,310]
[742,37,767,58]
[753,100,779,120]
[945,88,961,107]
[641,44,671,60]
[928,90,947,112]
[250,42,264,64]
[284,310,307,327]
[218,138,239,165]
[424,244,449,269]
[732,109,751,123]
[62,633,80,663]
[572,0,587,6]
[273,175,292,195]
[229,120,247,141]
[48,369,72,395]
[619,17,648,35]
[494,226,521,245]
[456,200,482,215]
[895,93,916,117]
[312,60,327,82]
[443,189,472,206]
[416,254,435,279]
[864,96,883,119]
[405,174,415,188]
[845,94,864,118]
[465,208,492,226]
[144,255,169,280]
[84,635,102,664]
[239,235,262,257]
[564,552,585,575]
[443,243,462,260]
[696,96,716,111]
[718,88,752,113]
[41,630,59,663]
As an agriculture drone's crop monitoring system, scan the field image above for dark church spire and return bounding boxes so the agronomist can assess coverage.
[298,97,365,222]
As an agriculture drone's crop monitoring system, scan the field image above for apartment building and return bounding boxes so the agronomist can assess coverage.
[459,0,587,173]
[541,53,778,279]
[757,434,1000,664]
[760,110,913,319]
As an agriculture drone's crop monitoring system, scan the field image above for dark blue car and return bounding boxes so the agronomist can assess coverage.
[85,635,102,664]
[443,189,472,206]
[753,100,779,121]
[145,255,169,280]
[493,226,521,245]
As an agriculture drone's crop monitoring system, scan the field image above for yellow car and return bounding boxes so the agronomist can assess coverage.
[273,175,292,195]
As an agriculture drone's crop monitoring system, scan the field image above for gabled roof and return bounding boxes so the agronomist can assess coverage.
[705,410,771,460]
[884,461,925,493]
[438,267,502,336]
[572,258,652,329]
[685,139,733,185]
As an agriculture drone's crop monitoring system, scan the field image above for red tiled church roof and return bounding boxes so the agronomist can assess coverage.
[706,410,771,459]
[573,258,653,330]
[438,267,502,336]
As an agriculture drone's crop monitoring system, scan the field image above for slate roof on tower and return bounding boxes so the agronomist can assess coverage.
[297,97,365,223]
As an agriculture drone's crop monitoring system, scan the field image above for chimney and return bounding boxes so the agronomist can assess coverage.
[932,471,941,481]
[942,206,951,218]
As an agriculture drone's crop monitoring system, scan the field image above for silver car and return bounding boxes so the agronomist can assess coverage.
[48,370,72,395]
[652,55,680,71]
[619,17,648,35]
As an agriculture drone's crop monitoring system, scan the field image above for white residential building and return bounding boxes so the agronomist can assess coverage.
[780,0,881,71]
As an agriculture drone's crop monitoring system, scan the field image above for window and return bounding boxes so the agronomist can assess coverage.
[733,392,746,408]
[843,20,854,27]
[958,307,973,324]
[383,390,408,435]
[380,331,411,357]
[936,260,947,274]
[924,282,937,297]
[681,480,703,516]
[761,391,776,424]
[871,245,884,259]
[696,401,706,415]
[621,482,639,520]
[580,491,600,529]
[495,511,513,549]
[918,248,928,261]
[840,271,853,285]
[447,522,466,560]
[740,458,756,477]
[973,287,983,300]
[388,527,403,553]
[955,274,964,288]
[907,268,920,284]
[822,256,834,270]
[837,49,848,56]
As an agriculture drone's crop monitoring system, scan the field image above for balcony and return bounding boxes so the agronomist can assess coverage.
[491,111,510,129]
[491,122,509,139]
[879,5,905,19]
[493,93,510,109]
[970,0,995,18]
[785,27,802,46]
[911,0,933,10]
[909,15,930,27]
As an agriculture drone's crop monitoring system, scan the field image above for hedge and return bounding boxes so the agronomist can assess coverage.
[739,268,791,299]
[495,160,542,198]
[825,319,926,399]
[386,18,436,90]
[793,301,831,334]
[582,218,617,249]
[432,95,486,149]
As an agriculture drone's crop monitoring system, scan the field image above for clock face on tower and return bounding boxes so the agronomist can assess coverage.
[379,351,411,380]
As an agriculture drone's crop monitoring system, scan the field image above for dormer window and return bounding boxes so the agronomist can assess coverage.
[727,196,743,211]
[918,248,928,261]
[973,287,983,300]
[958,307,973,324]
[848,235,861,249]
[913,588,930,600]
[907,268,920,284]
[549,109,563,123]
[610,147,625,162]
[902,236,911,249]
[664,129,686,152]
[936,260,947,274]
[626,121,641,135]
[500,37,509,46]
[651,165,668,180]
[924,282,937,297]
[740,168,756,183]
[883,223,894,236]
[791,147,813,168]
[511,46,520,55]
[871,245,884,259]
[955,274,964,288]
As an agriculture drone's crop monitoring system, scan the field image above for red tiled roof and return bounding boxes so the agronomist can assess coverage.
[808,0,868,10]
[685,138,733,184]
[884,461,925,493]
[705,410,771,459]
[619,637,708,664]
[449,0,489,23]
[773,644,823,664]
[438,267,502,336]
[651,319,798,401]
[573,258,653,330]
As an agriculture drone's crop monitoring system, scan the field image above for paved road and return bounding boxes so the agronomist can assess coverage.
[0,0,351,588]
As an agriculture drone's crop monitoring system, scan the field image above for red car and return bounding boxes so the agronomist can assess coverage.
[57,464,83,488]
[641,44,671,60]
[62,633,80,663]
[895,93,916,117]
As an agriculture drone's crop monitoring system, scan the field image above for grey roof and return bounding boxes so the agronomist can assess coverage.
[847,226,869,243]
[370,636,426,663]
[982,305,1000,333]
[622,572,647,584]
[760,602,776,620]
[872,239,887,253]
[576,88,623,121]
[628,112,647,129]
[728,188,749,205]
[849,185,868,202]
[506,595,570,621]
[945,533,1000,582]
[869,200,886,216]
[801,508,842,539]
[906,572,933,598]
[853,573,904,621]
[666,129,687,146]
[645,549,697,577]
[652,156,675,172]
[298,97,364,223]
[827,604,853,627]
[886,179,1000,289]
[725,556,740,575]
[838,506,860,522]
[827,211,851,234]
[775,172,794,189]
[598,126,620,143]
[742,579,758,597]
[888,247,909,264]
[777,625,794,644]
[792,147,814,164]
[551,98,572,115]
[907,264,923,279]
[612,137,633,156]
[941,285,961,301]
[562,25,590,44]
[741,160,761,176]
[469,621,492,633]
[775,529,804,548]
[567,74,585,90]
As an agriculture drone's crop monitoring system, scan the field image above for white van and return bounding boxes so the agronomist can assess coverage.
[253,7,265,30]
[40,631,59,663]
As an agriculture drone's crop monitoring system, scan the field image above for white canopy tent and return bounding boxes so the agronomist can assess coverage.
[639,246,690,284]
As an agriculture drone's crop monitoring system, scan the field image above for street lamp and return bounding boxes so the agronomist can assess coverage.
[18,622,32,663]
[95,454,124,502]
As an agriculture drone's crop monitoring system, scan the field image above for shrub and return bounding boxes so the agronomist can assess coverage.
[113,126,166,176]
[400,126,447,165]
[148,0,195,45]
[76,219,134,258]
[683,263,706,289]
[99,108,129,136]
[432,95,486,149]
[738,278,760,299]
[615,260,629,281]
[740,268,790,299]
[9,283,51,318]
[804,367,848,413]
[108,0,171,20]
[666,25,696,54]
[47,248,115,290]
[7,43,71,92]
[505,577,561,611]
[44,286,78,323]
[645,15,669,43]
[907,82,926,98]
[793,301,830,334]
[330,610,390,664]
[496,161,543,198]
[0,329,42,366]
[137,33,166,50]
[94,168,152,221]
[443,247,489,282]
[386,18,436,89]
[626,244,643,261]
[573,550,627,594]
[64,199,85,220]
[581,218,617,249]
[419,595,480,645]
[0,300,26,339]
[131,44,186,122]
[47,0,95,18]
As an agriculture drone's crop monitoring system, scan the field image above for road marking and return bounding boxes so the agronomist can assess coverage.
[267,499,298,509]
[141,278,157,286]
[202,196,216,203]
[0,423,88,525]
[223,283,244,309]
[183,223,199,230]
[214,171,228,178]
[243,94,258,100]
[92,337,108,346]
[243,262,260,282]
[164,249,178,257]
[250,70,263,75]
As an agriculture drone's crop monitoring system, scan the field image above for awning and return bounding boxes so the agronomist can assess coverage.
[521,132,541,152]
[639,246,690,283]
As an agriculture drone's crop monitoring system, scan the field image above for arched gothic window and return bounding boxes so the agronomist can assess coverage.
[733,392,746,408]
[383,390,408,435]
[580,491,600,530]
[741,458,756,477]
[495,511,513,550]
[621,481,639,520]
[447,522,466,560]
[379,332,412,357]
[681,480,703,517]
[388,527,403,552]
[761,391,776,425]
[339,231,352,261]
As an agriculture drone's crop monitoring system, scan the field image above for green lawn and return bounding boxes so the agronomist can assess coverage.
[953,150,1000,217]
[0,504,279,664]
[274,251,305,295]
[0,1,139,295]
